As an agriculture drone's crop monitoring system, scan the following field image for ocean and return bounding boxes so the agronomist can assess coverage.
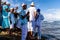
[41,21,60,40]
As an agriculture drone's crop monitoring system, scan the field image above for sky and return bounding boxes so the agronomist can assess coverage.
[2,0,60,21]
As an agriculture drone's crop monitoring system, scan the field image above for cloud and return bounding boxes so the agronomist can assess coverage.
[42,9,60,21]
[11,3,20,7]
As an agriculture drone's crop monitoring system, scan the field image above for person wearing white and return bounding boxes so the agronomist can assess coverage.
[10,8,15,29]
[27,2,37,38]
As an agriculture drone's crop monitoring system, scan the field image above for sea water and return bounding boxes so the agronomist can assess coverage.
[41,21,60,40]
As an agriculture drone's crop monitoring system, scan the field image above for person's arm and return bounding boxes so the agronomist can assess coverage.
[34,10,37,19]
[40,14,44,20]
[25,11,29,21]
[19,12,25,19]
[5,8,8,12]
[24,11,29,17]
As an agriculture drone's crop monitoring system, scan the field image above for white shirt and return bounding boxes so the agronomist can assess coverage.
[27,7,36,21]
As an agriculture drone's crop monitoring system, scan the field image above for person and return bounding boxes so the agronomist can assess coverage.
[9,8,15,34]
[14,6,19,29]
[0,5,3,26]
[34,9,44,40]
[17,3,28,40]
[9,8,15,29]
[2,2,10,32]
[27,2,37,39]
[0,4,3,32]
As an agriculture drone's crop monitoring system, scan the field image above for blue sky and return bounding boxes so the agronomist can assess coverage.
[2,0,60,21]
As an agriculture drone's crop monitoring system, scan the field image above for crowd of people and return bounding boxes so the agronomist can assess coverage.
[0,1,44,40]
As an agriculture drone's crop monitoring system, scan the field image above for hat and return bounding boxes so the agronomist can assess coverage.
[21,3,26,7]
[30,2,34,6]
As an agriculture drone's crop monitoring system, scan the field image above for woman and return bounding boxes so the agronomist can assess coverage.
[10,8,15,29]
[2,3,10,34]
[2,3,10,30]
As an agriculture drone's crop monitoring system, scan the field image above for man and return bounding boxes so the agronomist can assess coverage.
[34,9,44,40]
[27,2,37,39]
[17,3,28,40]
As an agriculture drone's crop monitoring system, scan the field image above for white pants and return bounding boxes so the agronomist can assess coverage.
[21,24,28,40]
[27,21,35,32]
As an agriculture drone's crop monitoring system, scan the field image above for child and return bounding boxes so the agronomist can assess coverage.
[34,9,44,40]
